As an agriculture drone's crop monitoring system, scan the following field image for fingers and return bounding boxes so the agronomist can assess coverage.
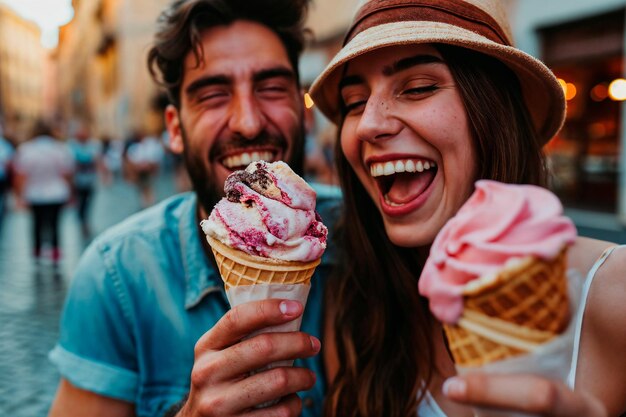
[246,394,303,417]
[183,299,319,416]
[190,367,315,415]
[235,367,315,411]
[444,373,607,417]
[196,299,304,352]
[195,331,321,382]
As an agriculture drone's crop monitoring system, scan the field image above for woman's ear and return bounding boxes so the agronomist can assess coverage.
[165,104,184,154]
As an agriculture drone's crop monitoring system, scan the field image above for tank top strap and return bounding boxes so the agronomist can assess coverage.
[567,244,626,388]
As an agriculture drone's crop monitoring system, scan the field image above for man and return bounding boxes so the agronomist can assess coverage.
[48,1,340,416]
[124,131,165,208]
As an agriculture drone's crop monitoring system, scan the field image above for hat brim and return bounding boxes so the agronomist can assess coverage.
[309,21,566,145]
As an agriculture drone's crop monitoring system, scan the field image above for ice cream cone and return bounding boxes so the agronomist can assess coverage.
[444,248,569,366]
[207,236,320,290]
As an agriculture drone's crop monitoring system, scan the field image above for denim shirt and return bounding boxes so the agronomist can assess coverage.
[50,188,341,417]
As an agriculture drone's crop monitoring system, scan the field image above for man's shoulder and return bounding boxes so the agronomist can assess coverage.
[312,182,342,202]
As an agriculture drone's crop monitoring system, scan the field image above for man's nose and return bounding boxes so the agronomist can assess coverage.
[228,93,265,139]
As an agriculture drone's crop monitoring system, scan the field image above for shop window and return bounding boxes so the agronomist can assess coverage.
[540,8,624,213]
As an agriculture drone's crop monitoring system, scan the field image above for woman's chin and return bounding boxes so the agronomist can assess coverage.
[384,223,436,248]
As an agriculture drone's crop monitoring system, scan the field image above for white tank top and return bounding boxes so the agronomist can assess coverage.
[416,245,625,417]
[566,245,624,388]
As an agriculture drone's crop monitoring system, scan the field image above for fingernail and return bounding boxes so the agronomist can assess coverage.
[443,377,467,397]
[310,336,321,352]
[279,300,301,317]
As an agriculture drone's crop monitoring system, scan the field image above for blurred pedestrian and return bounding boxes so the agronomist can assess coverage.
[13,119,74,262]
[303,106,337,185]
[0,122,15,230]
[99,135,116,185]
[123,130,164,207]
[68,124,103,238]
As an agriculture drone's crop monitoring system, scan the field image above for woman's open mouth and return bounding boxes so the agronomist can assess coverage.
[369,158,437,215]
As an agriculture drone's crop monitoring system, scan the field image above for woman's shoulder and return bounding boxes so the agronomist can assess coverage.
[568,236,615,275]
[573,238,626,414]
[570,237,625,322]
[578,238,626,325]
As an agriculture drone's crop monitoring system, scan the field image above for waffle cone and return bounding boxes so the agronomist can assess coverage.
[444,248,570,366]
[206,236,320,290]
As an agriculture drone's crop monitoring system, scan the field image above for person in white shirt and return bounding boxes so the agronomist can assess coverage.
[124,132,164,207]
[14,119,74,262]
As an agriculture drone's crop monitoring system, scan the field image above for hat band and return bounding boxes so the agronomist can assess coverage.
[345,0,510,47]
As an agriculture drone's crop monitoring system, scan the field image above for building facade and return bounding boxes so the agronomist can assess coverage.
[512,0,626,239]
[0,4,46,142]
[55,0,169,140]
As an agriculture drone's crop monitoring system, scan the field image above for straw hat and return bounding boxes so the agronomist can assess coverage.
[309,0,566,145]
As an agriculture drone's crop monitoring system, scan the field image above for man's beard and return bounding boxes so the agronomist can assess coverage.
[179,122,305,215]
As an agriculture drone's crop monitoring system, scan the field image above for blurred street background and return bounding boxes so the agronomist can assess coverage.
[0,0,625,416]
[0,171,178,417]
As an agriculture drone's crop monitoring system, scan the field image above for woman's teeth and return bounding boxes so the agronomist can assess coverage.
[369,159,436,177]
[384,194,404,206]
[223,151,274,169]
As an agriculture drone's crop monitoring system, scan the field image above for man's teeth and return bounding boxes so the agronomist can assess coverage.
[223,151,274,169]
[370,159,436,177]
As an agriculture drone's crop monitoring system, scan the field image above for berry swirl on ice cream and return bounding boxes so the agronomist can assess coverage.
[201,161,327,262]
[419,180,577,324]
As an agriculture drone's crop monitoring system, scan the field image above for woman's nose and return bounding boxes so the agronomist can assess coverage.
[355,98,401,143]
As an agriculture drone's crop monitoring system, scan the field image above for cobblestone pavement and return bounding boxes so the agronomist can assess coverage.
[0,173,178,417]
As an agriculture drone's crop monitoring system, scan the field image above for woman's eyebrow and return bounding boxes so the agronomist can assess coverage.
[338,54,443,92]
[383,54,443,76]
[338,74,363,92]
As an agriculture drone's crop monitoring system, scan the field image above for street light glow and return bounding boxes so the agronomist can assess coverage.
[557,78,577,101]
[304,93,315,109]
[0,0,74,48]
[608,78,626,101]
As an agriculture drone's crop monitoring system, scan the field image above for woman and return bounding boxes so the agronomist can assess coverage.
[309,0,626,416]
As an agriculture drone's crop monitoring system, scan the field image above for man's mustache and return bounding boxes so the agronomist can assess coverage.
[210,132,288,160]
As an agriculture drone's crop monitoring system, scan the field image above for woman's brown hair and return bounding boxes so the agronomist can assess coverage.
[324,44,547,417]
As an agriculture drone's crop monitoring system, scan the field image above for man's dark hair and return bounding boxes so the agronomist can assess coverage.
[147,0,310,108]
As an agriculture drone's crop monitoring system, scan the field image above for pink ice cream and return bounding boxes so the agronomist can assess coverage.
[418,180,577,324]
[201,161,327,262]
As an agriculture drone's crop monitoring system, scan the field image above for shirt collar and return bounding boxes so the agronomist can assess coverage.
[178,193,224,309]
